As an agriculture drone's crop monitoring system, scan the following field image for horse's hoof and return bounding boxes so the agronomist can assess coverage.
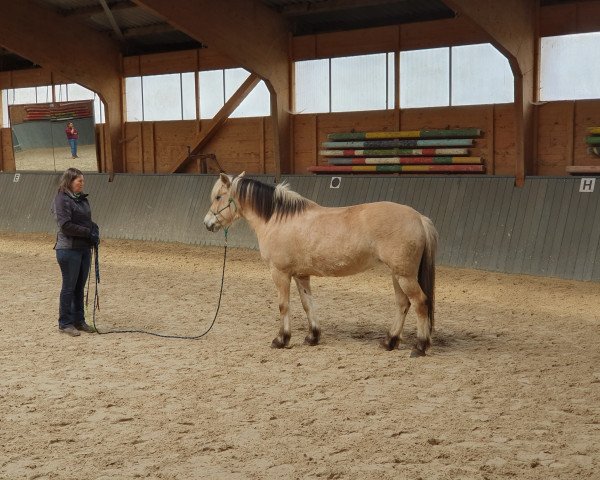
[380,335,399,351]
[304,335,319,346]
[271,334,290,349]
[410,348,426,358]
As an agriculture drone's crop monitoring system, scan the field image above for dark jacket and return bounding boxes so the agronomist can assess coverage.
[52,191,94,250]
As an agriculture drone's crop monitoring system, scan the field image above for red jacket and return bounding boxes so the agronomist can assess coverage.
[65,127,78,140]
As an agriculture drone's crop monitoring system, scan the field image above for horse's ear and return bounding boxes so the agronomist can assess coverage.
[219,172,231,187]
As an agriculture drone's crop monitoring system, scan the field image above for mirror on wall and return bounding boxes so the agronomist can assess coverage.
[9,100,98,172]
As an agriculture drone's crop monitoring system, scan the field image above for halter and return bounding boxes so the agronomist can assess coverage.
[210,196,238,234]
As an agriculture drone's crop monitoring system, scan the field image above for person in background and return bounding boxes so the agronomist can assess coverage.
[51,167,99,336]
[65,122,79,159]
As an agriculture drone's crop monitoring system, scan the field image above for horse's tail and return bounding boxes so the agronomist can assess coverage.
[419,215,438,334]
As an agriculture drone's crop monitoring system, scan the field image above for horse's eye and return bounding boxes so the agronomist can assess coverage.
[215,195,221,201]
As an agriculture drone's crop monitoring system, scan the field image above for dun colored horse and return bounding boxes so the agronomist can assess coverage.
[204,173,438,356]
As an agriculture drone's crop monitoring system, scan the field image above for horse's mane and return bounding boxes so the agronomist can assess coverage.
[233,177,315,222]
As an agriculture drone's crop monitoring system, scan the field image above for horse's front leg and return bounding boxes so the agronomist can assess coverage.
[294,275,320,346]
[270,267,292,348]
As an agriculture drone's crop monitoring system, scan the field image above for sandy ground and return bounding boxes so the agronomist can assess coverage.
[14,145,98,172]
[0,232,599,480]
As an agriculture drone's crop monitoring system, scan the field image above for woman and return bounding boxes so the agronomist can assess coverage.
[52,168,99,336]
[65,122,79,159]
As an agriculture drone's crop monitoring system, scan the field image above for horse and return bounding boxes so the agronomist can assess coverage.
[204,172,439,357]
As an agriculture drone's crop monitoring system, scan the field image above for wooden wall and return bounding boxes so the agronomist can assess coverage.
[122,47,236,77]
[3,97,600,177]
[292,105,514,175]
[114,100,594,176]
[0,128,14,171]
[291,18,488,61]
[536,100,600,175]
[122,118,275,174]
[2,1,600,175]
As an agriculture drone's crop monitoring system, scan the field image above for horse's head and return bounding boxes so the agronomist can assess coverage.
[204,172,244,232]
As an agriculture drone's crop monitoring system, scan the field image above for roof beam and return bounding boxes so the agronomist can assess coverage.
[133,0,292,175]
[132,0,289,82]
[61,1,135,18]
[281,0,413,17]
[442,0,538,186]
[122,23,176,38]
[99,0,125,40]
[171,73,261,173]
[0,0,125,174]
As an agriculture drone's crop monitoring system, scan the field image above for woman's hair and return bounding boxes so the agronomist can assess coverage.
[58,167,83,192]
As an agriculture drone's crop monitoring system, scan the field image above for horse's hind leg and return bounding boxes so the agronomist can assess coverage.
[294,275,320,346]
[271,267,292,348]
[381,275,411,351]
[395,276,431,357]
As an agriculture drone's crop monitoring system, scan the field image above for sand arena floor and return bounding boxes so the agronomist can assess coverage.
[0,232,599,479]
[14,145,98,173]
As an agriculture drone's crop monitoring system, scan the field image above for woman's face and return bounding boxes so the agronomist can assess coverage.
[70,175,84,193]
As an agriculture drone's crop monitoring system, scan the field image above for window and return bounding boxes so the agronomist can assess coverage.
[199,70,224,119]
[126,69,269,121]
[331,53,390,112]
[125,77,143,121]
[400,48,450,108]
[294,59,329,114]
[400,44,513,108]
[143,73,183,121]
[387,53,395,109]
[198,68,269,119]
[225,68,270,118]
[36,86,51,104]
[294,45,513,112]
[12,87,37,105]
[294,54,394,114]
[540,32,600,101]
[452,44,514,105]
[181,72,196,120]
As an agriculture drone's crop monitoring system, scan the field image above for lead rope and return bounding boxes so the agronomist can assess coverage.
[90,229,228,339]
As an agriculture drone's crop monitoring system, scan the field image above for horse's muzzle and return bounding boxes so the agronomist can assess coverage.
[204,221,220,232]
[204,214,221,232]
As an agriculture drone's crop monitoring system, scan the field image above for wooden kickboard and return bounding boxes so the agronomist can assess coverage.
[308,164,486,174]
[320,148,469,157]
[326,156,482,165]
[327,128,481,141]
[321,139,475,149]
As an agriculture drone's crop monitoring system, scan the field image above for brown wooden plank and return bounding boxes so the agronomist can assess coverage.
[566,166,600,174]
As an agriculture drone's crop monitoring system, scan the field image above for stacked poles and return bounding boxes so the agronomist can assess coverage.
[24,101,93,122]
[309,128,485,174]
[587,127,600,157]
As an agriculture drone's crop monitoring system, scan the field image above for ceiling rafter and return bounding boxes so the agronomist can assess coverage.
[280,0,413,16]
[122,22,176,38]
[99,0,125,40]
[60,0,135,17]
